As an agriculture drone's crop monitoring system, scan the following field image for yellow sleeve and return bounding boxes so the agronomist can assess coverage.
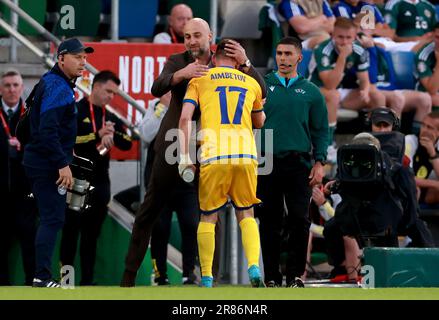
[252,82,263,112]
[183,79,199,108]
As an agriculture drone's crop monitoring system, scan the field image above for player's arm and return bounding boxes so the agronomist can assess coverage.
[319,44,352,90]
[251,111,265,129]
[357,71,371,103]
[419,52,439,95]
[373,23,394,38]
[289,15,327,35]
[415,177,439,190]
[179,101,196,156]
[251,85,265,128]
[318,56,346,90]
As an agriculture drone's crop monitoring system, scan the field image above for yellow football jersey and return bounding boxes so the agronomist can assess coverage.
[183,66,263,164]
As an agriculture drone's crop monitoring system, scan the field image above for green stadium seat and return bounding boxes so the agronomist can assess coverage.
[118,0,158,38]
[390,51,416,90]
[52,0,101,38]
[0,0,47,36]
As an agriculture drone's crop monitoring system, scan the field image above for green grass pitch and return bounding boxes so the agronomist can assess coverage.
[1,286,438,300]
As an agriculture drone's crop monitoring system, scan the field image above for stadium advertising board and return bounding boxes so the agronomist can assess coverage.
[79,42,185,159]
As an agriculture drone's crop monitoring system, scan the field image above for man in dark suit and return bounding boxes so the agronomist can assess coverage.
[0,69,36,286]
[121,18,267,286]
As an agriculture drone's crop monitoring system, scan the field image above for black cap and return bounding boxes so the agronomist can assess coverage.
[57,38,94,56]
[371,108,395,125]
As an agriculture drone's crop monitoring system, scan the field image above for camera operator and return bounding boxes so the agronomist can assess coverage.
[60,70,132,285]
[327,133,403,248]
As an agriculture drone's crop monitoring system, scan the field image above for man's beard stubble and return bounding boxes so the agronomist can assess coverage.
[189,47,207,59]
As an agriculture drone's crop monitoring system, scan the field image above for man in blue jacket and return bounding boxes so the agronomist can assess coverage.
[23,38,93,288]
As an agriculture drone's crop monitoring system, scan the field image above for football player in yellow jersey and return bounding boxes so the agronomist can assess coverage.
[178,39,266,287]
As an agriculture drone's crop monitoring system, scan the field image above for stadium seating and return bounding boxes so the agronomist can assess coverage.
[118,0,158,38]
[390,51,416,90]
[220,0,266,39]
[0,0,47,36]
[52,0,101,38]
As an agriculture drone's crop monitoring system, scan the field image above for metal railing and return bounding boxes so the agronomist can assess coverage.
[0,0,145,118]
[0,15,144,138]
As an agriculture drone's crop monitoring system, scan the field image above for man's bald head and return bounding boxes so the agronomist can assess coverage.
[184,18,211,35]
[183,18,212,59]
[169,4,193,37]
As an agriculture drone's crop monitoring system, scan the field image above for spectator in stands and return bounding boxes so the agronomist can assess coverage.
[384,0,437,43]
[59,71,132,285]
[0,69,37,286]
[153,4,193,44]
[257,36,328,288]
[406,112,439,205]
[121,18,267,287]
[415,23,439,109]
[357,28,432,134]
[278,0,335,49]
[371,108,435,247]
[310,17,386,159]
[138,91,199,285]
[332,0,394,38]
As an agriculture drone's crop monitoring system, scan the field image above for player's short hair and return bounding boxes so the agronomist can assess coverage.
[92,70,120,88]
[276,36,302,52]
[334,17,356,30]
[215,38,234,59]
[434,22,439,30]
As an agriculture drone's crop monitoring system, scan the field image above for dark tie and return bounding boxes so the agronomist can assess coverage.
[7,109,14,120]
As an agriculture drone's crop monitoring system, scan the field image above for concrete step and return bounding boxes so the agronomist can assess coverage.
[0,37,50,64]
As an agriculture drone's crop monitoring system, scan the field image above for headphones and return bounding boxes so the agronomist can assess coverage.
[367,108,400,131]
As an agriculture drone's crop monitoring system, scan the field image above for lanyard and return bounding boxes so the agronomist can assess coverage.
[170,28,178,44]
[0,102,25,138]
[89,100,106,133]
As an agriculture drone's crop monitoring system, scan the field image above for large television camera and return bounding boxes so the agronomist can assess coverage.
[334,133,403,245]
[66,155,94,212]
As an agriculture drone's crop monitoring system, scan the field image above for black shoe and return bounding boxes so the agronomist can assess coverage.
[120,270,136,287]
[328,266,347,279]
[287,277,305,288]
[32,278,61,288]
[265,280,281,288]
[155,276,170,286]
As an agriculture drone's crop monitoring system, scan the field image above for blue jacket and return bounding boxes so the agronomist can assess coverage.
[23,64,77,170]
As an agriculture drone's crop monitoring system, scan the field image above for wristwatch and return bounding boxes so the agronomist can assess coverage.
[240,59,251,69]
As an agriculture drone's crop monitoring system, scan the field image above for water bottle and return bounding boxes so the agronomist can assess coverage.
[58,185,67,195]
[181,166,195,183]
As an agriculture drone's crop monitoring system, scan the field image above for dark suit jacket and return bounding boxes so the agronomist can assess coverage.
[151,50,267,156]
[0,97,30,195]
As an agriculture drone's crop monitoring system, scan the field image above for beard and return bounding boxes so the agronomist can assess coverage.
[189,46,207,59]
